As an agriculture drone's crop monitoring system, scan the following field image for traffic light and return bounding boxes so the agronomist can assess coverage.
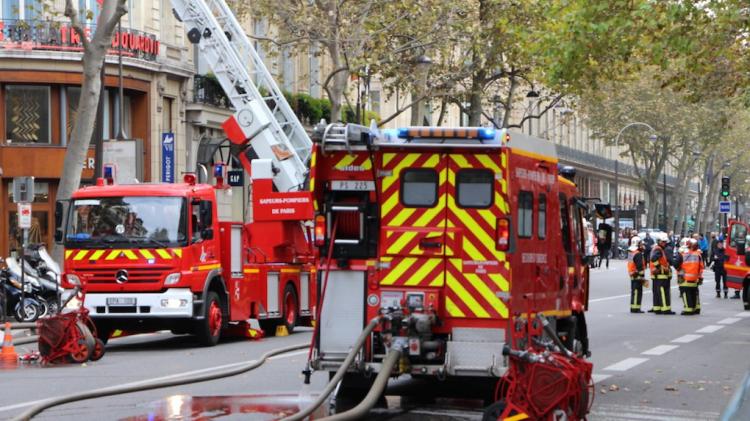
[721,176,731,198]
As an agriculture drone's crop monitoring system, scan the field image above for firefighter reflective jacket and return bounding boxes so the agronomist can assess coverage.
[650,245,671,279]
[628,250,645,279]
[681,250,704,284]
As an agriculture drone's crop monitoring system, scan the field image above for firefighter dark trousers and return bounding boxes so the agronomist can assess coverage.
[679,285,698,314]
[653,276,672,313]
[715,271,727,293]
[630,279,643,312]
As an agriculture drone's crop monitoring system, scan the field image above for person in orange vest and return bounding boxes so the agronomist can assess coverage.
[628,236,646,313]
[679,238,704,315]
[650,233,675,315]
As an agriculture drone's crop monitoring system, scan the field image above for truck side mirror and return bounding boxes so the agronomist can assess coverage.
[201,228,214,240]
[54,201,66,244]
[200,201,213,226]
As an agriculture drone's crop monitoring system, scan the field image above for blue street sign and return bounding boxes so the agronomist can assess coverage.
[719,201,731,214]
[161,132,175,183]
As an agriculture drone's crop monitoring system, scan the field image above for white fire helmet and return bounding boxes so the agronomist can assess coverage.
[629,236,642,251]
[655,233,669,243]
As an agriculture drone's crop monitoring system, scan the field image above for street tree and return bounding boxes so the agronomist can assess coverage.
[57,0,128,204]
[577,68,727,229]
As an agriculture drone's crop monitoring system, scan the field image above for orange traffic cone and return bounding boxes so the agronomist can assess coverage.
[1,322,18,367]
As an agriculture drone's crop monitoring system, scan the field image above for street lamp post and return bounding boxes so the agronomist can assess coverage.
[613,122,656,242]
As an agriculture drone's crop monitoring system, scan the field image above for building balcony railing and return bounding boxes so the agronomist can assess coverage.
[193,75,232,109]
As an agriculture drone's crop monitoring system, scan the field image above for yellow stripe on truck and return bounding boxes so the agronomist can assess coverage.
[73,250,89,261]
[89,250,106,261]
[139,249,155,260]
[156,249,172,259]
[446,268,489,318]
[105,250,121,260]
[65,250,73,259]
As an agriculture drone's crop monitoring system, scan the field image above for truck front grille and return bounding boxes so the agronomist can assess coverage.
[84,267,171,285]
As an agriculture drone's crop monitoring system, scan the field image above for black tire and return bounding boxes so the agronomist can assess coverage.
[195,291,223,346]
[94,321,112,345]
[482,400,507,421]
[90,338,106,361]
[259,319,278,337]
[14,300,40,322]
[282,284,299,334]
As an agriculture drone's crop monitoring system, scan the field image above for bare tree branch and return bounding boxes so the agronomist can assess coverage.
[64,0,90,51]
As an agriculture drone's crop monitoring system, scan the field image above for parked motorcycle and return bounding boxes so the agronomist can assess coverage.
[5,256,61,317]
[0,266,44,322]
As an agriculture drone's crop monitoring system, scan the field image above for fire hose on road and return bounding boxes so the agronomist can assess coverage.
[11,343,308,421]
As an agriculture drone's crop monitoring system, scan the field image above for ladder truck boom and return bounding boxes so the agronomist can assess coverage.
[171,0,312,193]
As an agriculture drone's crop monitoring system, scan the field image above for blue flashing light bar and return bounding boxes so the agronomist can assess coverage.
[395,127,499,141]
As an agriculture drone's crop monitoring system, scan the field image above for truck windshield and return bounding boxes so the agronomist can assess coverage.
[65,197,187,248]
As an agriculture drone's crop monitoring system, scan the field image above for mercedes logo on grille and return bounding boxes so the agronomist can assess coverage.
[115,269,129,284]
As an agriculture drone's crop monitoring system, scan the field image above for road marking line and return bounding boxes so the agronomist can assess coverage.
[696,325,725,333]
[589,285,679,303]
[641,344,679,356]
[0,349,308,413]
[718,317,741,325]
[671,334,702,343]
[736,311,750,318]
[592,374,612,383]
[603,357,649,371]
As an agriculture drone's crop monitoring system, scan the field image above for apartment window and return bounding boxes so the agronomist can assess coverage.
[370,90,381,116]
[5,85,51,143]
[517,191,533,238]
[78,0,99,22]
[2,0,20,19]
[63,86,81,145]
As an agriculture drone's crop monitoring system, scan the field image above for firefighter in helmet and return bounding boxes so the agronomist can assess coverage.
[627,236,646,313]
[650,233,675,315]
[679,238,704,315]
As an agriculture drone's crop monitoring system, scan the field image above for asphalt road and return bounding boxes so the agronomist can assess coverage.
[0,261,747,420]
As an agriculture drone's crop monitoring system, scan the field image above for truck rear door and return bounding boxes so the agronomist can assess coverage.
[378,152,449,291]
[444,153,509,319]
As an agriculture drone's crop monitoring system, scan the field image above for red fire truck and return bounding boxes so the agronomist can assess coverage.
[309,124,592,411]
[723,220,750,309]
[56,0,319,345]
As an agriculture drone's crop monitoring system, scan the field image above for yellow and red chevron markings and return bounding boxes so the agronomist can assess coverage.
[378,151,510,319]
[65,248,183,262]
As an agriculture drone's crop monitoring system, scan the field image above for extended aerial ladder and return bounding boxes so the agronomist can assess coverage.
[171,0,312,193]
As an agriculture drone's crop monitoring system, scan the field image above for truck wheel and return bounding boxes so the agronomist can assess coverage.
[282,284,299,334]
[196,291,222,346]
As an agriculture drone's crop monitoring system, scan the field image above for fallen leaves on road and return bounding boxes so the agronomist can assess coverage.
[664,386,678,391]
[599,387,608,395]
[609,384,620,391]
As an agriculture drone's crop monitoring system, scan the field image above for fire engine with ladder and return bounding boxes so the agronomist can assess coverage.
[309,125,595,418]
[57,0,317,345]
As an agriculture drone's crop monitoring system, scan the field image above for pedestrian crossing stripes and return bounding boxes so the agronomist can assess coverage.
[671,334,702,343]
[603,357,649,371]
[641,344,679,356]
[717,317,741,324]
[696,325,724,333]
[589,403,720,421]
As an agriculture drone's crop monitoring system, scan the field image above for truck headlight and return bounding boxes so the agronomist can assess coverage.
[66,274,81,286]
[164,272,181,285]
[161,298,188,308]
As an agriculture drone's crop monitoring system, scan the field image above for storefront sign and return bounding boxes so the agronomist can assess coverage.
[227,170,244,187]
[162,133,175,183]
[0,21,159,61]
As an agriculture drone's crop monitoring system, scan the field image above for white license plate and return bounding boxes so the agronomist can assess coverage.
[107,297,136,306]
[330,180,375,191]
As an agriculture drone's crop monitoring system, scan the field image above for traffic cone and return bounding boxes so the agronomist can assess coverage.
[1,322,18,367]
[275,325,289,337]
